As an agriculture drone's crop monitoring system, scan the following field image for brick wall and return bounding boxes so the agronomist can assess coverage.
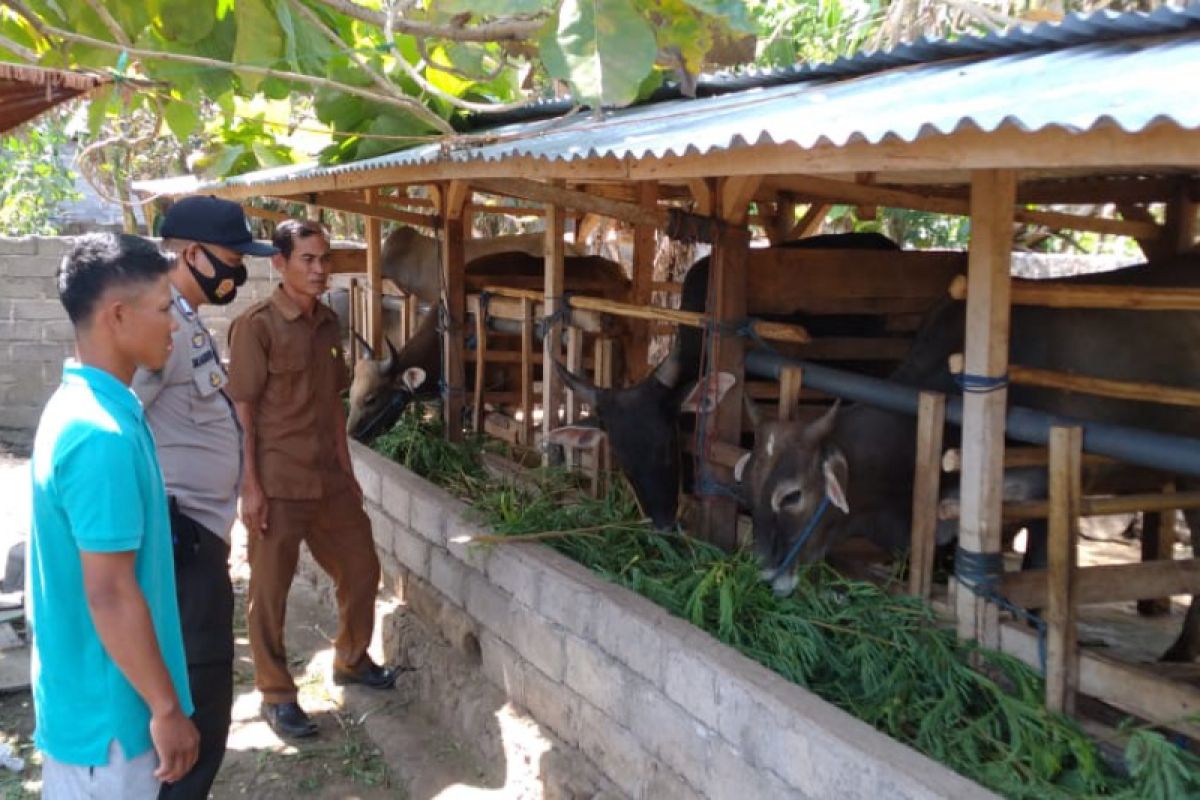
[350,442,996,800]
[0,236,276,445]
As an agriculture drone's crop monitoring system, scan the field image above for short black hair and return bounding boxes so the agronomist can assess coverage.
[272,219,329,259]
[57,233,172,326]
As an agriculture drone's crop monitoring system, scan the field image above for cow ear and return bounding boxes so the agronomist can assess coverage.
[402,367,426,392]
[822,450,850,514]
[680,371,737,413]
[546,425,608,449]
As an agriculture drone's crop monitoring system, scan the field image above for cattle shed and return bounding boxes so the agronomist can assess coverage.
[0,63,111,133]
[145,5,1200,792]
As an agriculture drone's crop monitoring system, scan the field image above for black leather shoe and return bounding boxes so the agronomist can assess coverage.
[262,701,318,739]
[332,660,398,689]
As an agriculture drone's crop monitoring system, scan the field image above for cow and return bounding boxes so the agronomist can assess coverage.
[736,255,1200,660]
[347,249,631,443]
[551,232,903,530]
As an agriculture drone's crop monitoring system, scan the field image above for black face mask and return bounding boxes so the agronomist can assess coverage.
[190,244,247,306]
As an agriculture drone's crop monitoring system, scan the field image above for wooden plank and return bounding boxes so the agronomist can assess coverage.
[630,181,658,381]
[472,292,488,434]
[541,202,566,461]
[939,490,1200,522]
[777,366,803,422]
[768,194,797,245]
[441,182,469,442]
[566,326,584,424]
[955,169,1015,649]
[948,274,1200,311]
[1045,425,1082,714]
[1001,555,1200,609]
[793,337,913,362]
[687,178,714,216]
[277,192,437,229]
[1138,482,1177,616]
[909,392,947,600]
[791,203,830,238]
[941,446,1114,473]
[243,204,289,223]
[996,619,1200,742]
[347,277,361,363]
[328,247,366,275]
[520,297,534,446]
[718,176,762,225]
[472,177,667,228]
[365,190,384,353]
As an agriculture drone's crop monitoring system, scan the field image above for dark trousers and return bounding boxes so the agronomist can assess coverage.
[159,503,235,800]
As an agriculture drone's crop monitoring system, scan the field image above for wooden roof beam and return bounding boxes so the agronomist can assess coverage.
[471,177,668,228]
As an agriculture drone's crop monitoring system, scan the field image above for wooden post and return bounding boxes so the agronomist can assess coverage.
[364,189,383,354]
[404,294,419,344]
[777,366,803,422]
[565,326,584,424]
[697,176,758,549]
[541,202,566,463]
[472,296,489,434]
[520,297,534,446]
[629,181,658,381]
[440,181,470,441]
[955,170,1016,648]
[348,277,361,363]
[1138,482,1178,617]
[909,391,947,600]
[594,338,615,390]
[1046,425,1083,715]
[769,194,797,246]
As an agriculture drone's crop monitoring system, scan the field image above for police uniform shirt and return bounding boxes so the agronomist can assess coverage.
[226,285,349,501]
[131,287,242,542]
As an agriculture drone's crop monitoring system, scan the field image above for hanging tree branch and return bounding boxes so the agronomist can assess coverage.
[0,32,37,62]
[81,0,131,46]
[2,0,456,134]
[414,36,510,84]
[312,0,544,43]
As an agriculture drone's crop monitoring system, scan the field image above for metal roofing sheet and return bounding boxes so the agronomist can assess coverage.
[199,29,1200,194]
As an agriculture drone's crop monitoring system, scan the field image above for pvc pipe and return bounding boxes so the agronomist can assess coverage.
[745,350,1200,479]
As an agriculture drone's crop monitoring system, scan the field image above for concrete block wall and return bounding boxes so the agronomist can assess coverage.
[350,441,997,800]
[0,236,275,443]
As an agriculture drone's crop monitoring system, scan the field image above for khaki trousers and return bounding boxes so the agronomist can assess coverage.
[247,474,380,703]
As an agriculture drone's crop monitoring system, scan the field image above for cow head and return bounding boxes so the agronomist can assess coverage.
[346,335,427,443]
[738,404,850,595]
[547,359,736,531]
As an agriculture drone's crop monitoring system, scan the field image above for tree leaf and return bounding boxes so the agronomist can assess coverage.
[153,0,217,45]
[556,0,656,108]
[536,14,570,82]
[252,140,293,168]
[86,85,112,137]
[234,0,284,92]
[436,0,554,14]
[354,113,433,161]
[164,97,199,141]
[680,0,755,34]
[202,143,246,177]
[274,0,299,72]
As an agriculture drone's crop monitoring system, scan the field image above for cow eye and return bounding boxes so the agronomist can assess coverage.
[780,490,803,509]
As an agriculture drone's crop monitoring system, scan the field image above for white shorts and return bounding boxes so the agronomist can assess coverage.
[42,739,160,800]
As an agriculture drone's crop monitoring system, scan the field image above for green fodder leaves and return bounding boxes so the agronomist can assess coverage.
[373,414,1200,798]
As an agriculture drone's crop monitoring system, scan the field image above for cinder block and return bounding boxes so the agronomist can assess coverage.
[626,678,712,785]
[663,642,721,731]
[715,677,814,787]
[391,524,431,580]
[574,701,651,800]
[2,277,52,298]
[478,630,525,704]
[520,659,580,745]
[706,740,803,800]
[40,320,75,342]
[410,491,448,544]
[32,237,70,256]
[485,548,540,609]
[430,547,466,607]
[0,406,41,430]
[507,606,565,681]
[6,256,63,278]
[12,301,66,321]
[9,342,70,363]
[379,471,411,527]
[364,505,395,558]
[642,762,704,800]
[464,570,514,642]
[351,456,381,505]
[563,634,630,725]
[2,380,55,407]
[536,557,597,638]
[0,237,38,255]
[592,591,667,686]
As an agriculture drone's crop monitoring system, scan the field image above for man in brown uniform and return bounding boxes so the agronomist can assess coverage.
[227,219,395,740]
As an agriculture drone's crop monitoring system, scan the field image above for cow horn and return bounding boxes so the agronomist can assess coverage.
[382,336,400,375]
[652,353,683,388]
[553,358,598,408]
[809,400,841,441]
[353,332,374,360]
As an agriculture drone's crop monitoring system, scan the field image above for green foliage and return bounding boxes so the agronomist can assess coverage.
[0,113,82,235]
[749,0,882,67]
[371,409,1200,799]
[552,0,658,108]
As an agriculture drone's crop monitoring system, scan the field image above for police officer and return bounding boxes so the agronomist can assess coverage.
[132,195,279,799]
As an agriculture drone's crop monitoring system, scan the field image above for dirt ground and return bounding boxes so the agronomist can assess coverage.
[0,442,492,800]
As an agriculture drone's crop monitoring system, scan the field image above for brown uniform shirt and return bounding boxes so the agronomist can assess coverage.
[227,285,350,500]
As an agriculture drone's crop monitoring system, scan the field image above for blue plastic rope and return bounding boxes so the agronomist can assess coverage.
[955,547,1047,673]
[955,372,1010,393]
[767,496,833,583]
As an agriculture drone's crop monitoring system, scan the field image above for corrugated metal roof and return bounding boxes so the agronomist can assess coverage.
[138,8,1200,197]
[0,64,110,134]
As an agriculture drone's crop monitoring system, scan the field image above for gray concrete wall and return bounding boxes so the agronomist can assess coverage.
[0,236,275,445]
[350,441,997,800]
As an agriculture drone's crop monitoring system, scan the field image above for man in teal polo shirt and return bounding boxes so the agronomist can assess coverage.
[29,233,199,798]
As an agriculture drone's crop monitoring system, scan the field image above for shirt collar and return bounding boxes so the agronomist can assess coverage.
[61,359,144,420]
[172,285,196,320]
[270,283,334,325]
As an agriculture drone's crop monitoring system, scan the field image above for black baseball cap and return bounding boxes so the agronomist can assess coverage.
[160,195,279,257]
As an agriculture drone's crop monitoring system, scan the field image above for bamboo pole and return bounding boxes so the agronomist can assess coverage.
[948,353,1200,408]
[909,392,947,601]
[948,274,1200,311]
[480,285,810,344]
[777,366,804,422]
[938,489,1200,522]
[941,446,1113,473]
[1045,425,1082,715]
